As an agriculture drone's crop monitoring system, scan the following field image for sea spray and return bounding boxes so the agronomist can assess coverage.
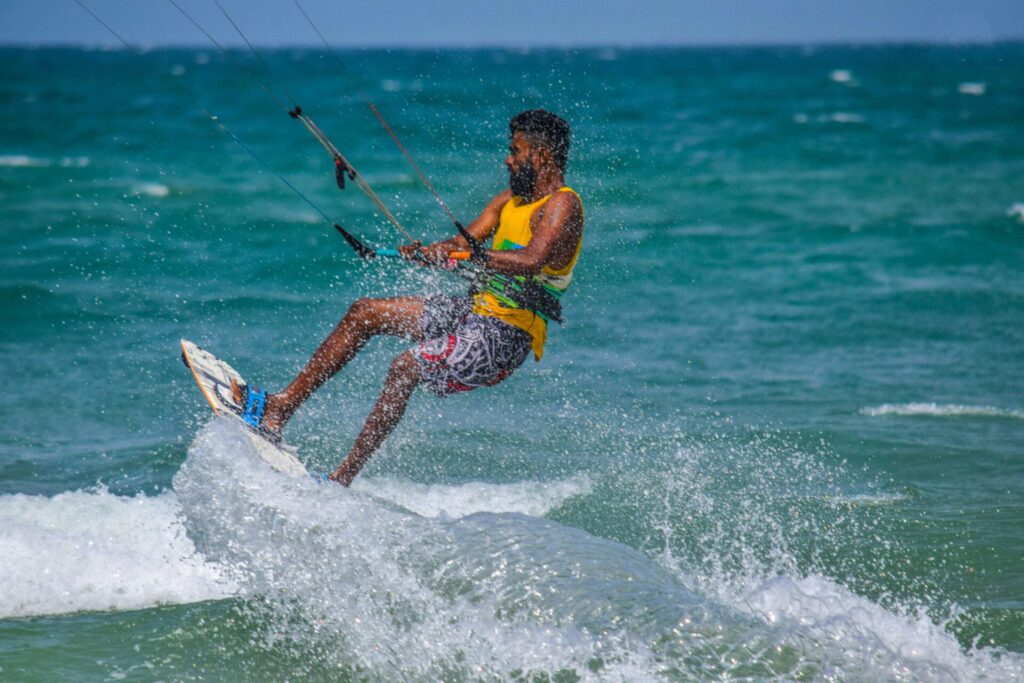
[171,419,1024,680]
[174,420,815,680]
[553,425,1024,680]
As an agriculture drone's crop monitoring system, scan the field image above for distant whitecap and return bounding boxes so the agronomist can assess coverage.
[381,79,402,92]
[958,82,986,96]
[828,492,910,506]
[133,182,170,198]
[829,69,852,83]
[59,156,90,168]
[1008,203,1024,222]
[171,64,186,76]
[861,403,1024,419]
[828,112,864,124]
[0,154,48,167]
[793,113,808,124]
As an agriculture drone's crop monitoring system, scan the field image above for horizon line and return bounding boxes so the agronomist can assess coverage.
[2,37,1023,51]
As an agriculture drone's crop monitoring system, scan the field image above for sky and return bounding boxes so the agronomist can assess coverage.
[2,0,1023,48]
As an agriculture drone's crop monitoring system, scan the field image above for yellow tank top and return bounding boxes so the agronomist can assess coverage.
[472,187,584,360]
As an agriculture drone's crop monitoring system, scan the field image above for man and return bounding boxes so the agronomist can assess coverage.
[232,109,584,486]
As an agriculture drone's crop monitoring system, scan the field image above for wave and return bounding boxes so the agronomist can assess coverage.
[791,112,865,125]
[738,574,1020,681]
[165,419,1024,681]
[173,420,703,679]
[59,156,90,167]
[356,475,592,518]
[0,489,235,619]
[861,403,1024,419]
[0,155,48,168]
[827,491,911,506]
[132,182,170,198]
[828,112,865,124]
[0,454,590,622]
[5,421,1017,678]
[0,155,89,168]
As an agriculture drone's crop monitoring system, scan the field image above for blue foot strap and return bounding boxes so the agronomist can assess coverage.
[241,386,267,429]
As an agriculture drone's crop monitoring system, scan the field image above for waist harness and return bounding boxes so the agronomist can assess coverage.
[478,272,563,324]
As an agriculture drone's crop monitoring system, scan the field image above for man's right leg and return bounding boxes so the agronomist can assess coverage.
[234,296,425,435]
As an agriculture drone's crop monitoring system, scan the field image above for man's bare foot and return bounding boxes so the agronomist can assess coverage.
[230,379,285,435]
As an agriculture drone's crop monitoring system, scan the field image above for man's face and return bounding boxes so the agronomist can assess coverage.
[506,132,538,198]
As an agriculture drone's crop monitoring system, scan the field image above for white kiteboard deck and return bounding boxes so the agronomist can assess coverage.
[180,339,308,478]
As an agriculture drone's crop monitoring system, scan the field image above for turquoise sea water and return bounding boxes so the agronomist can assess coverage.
[1,42,1023,680]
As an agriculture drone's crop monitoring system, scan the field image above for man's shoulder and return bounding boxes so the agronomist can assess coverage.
[549,187,583,214]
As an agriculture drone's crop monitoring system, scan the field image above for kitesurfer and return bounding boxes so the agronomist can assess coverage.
[232,109,584,486]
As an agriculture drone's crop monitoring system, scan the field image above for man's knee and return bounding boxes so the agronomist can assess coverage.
[345,297,422,338]
[345,297,387,331]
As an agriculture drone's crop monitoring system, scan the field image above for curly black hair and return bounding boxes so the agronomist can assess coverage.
[509,109,571,171]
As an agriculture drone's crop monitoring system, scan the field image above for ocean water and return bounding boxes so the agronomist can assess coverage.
[1,41,1023,681]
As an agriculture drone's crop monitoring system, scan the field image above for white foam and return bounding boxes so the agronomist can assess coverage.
[171,420,1024,680]
[171,420,682,679]
[828,112,864,124]
[0,489,235,618]
[381,79,402,92]
[828,491,910,506]
[861,403,1024,419]
[958,82,986,96]
[652,441,1024,681]
[0,154,48,167]
[829,69,852,83]
[132,182,170,198]
[741,575,1023,681]
[1007,203,1024,222]
[59,156,90,168]
[356,475,592,518]
[0,155,89,168]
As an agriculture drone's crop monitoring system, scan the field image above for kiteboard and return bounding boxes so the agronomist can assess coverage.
[180,339,308,478]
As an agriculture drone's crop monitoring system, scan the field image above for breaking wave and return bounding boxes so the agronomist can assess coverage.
[861,403,1024,419]
[164,419,1024,681]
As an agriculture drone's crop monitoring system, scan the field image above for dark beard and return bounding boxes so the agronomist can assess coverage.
[509,163,537,198]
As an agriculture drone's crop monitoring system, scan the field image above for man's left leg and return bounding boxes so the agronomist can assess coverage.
[329,351,421,486]
[327,314,533,487]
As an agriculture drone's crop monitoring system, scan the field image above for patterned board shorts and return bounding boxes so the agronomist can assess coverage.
[412,295,532,396]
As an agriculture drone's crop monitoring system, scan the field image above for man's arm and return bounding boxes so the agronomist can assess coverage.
[400,190,512,262]
[479,191,583,276]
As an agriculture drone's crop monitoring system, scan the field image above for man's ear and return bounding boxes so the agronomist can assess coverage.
[535,146,554,169]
